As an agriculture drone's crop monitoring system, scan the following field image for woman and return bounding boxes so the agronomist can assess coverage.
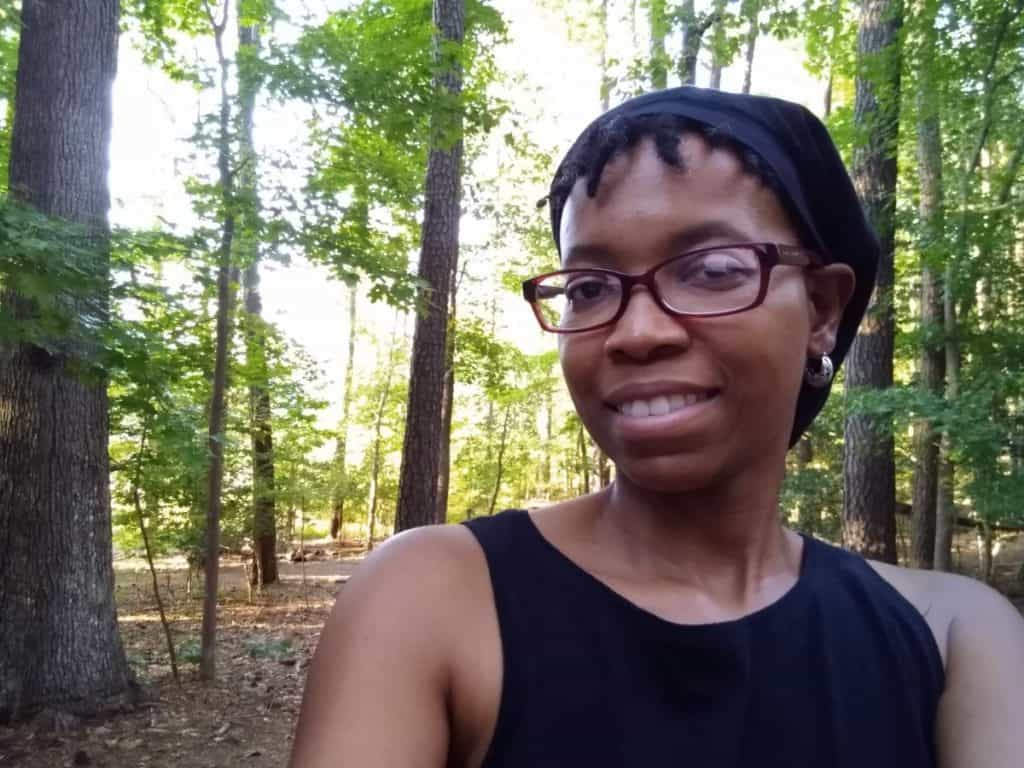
[290,87,1024,767]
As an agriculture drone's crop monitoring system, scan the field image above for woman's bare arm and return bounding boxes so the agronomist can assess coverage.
[936,574,1024,768]
[289,526,477,768]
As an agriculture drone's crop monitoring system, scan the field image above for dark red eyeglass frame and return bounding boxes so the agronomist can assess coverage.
[521,242,824,334]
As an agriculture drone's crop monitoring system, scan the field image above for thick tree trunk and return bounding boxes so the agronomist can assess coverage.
[244,262,276,585]
[331,280,359,540]
[648,0,668,89]
[0,0,134,722]
[394,0,464,533]
[841,0,902,563]
[909,0,943,570]
[238,20,277,587]
[200,6,237,681]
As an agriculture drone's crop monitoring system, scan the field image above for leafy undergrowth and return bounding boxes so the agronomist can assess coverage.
[0,545,364,768]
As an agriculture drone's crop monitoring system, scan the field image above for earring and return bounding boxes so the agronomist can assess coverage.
[804,354,834,388]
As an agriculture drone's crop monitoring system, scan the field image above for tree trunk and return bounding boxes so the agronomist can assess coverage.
[678,0,715,86]
[794,437,817,533]
[238,20,277,588]
[435,261,461,524]
[578,421,591,495]
[908,0,943,570]
[486,406,513,516]
[331,280,359,540]
[599,0,611,111]
[708,0,727,89]
[394,0,465,533]
[841,0,902,564]
[368,319,401,550]
[596,447,612,487]
[648,0,668,89]
[200,5,237,681]
[741,5,758,94]
[542,393,554,491]
[0,0,135,723]
[978,522,993,584]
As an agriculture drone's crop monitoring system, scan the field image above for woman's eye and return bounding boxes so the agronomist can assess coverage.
[566,278,612,303]
[676,252,755,285]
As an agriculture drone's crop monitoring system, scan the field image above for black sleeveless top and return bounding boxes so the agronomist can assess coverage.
[463,510,943,768]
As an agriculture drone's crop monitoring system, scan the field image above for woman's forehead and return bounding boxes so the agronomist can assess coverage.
[558,135,793,260]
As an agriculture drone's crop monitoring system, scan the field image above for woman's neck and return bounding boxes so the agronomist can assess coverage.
[588,463,800,607]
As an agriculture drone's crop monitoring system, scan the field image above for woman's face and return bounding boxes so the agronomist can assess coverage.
[557,133,852,494]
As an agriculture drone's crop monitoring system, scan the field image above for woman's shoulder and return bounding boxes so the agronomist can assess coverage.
[864,558,1022,668]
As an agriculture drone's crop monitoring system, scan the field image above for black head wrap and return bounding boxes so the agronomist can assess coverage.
[548,86,877,446]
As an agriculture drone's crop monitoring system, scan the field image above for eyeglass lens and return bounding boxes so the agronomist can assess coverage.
[533,246,763,331]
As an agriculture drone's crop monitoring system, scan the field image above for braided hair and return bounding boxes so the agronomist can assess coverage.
[544,112,782,252]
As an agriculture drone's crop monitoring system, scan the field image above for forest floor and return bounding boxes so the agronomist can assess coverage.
[0,540,364,768]
[1,532,1023,768]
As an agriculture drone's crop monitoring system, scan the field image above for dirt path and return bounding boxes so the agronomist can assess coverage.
[0,548,361,768]
[2,539,1022,768]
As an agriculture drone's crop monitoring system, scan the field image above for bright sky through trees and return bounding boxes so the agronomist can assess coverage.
[107,0,824,434]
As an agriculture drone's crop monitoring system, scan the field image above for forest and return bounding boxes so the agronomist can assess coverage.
[0,0,1022,764]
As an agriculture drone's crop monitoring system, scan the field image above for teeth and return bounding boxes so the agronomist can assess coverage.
[618,392,712,417]
[649,395,670,416]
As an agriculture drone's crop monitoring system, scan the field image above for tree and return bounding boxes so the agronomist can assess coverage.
[394,0,467,532]
[237,11,278,587]
[366,317,404,548]
[648,0,669,88]
[676,0,718,86]
[200,0,239,681]
[330,280,359,540]
[0,0,135,721]
[908,0,943,570]
[841,0,902,563]
[740,0,761,93]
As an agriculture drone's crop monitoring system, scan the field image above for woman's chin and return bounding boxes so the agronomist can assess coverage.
[612,453,728,496]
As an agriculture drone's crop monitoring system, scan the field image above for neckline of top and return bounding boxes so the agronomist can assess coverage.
[515,508,816,632]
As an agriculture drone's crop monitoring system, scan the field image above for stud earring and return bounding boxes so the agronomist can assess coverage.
[804,354,834,388]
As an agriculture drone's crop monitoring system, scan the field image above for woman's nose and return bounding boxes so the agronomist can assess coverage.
[603,286,692,362]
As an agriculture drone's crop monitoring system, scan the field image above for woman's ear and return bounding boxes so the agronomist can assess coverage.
[805,264,856,356]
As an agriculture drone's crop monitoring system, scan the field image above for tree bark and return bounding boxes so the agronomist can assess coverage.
[708,0,727,89]
[0,0,135,722]
[741,4,758,94]
[794,437,817,534]
[909,0,943,570]
[394,0,464,533]
[367,319,401,550]
[331,280,359,540]
[599,0,612,111]
[678,0,715,86]
[578,421,591,495]
[841,0,902,564]
[486,407,513,516]
[435,262,461,524]
[238,19,277,587]
[200,3,237,681]
[648,0,669,89]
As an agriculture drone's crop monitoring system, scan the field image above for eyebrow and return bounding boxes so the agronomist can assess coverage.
[562,219,758,268]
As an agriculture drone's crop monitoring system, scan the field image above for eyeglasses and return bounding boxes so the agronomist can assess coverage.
[521,242,823,334]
